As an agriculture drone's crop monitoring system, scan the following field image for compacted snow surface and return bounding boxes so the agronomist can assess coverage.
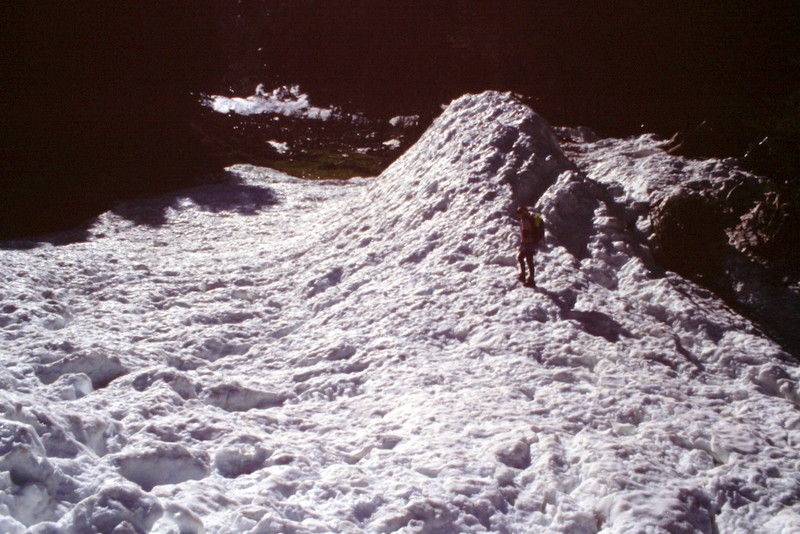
[2,92,799,533]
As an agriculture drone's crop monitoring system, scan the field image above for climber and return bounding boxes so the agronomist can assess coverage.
[516,206,544,287]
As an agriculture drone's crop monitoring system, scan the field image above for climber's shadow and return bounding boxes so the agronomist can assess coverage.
[539,288,631,343]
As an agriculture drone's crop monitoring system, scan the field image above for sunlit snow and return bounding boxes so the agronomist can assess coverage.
[207,84,335,120]
[382,139,402,149]
[1,92,799,533]
[267,141,289,155]
[389,116,421,128]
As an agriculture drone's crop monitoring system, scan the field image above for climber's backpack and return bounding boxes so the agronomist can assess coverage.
[531,213,544,243]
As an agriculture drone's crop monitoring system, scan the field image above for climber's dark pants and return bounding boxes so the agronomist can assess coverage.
[518,242,536,279]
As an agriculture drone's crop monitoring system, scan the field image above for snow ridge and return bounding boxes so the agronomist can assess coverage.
[1,92,799,533]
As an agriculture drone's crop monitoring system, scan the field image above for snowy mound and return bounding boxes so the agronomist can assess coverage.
[1,92,799,533]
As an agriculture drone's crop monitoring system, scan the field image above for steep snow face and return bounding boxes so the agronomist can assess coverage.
[564,130,800,355]
[1,92,799,534]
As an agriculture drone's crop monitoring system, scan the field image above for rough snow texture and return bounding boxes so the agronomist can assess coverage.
[1,92,799,533]
[208,84,337,120]
[560,129,800,355]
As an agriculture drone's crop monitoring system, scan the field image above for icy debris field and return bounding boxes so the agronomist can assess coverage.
[1,92,799,533]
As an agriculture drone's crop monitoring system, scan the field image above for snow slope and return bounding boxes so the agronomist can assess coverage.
[1,92,799,533]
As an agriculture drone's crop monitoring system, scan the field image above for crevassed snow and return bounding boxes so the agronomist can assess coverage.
[1,91,799,534]
[207,84,335,120]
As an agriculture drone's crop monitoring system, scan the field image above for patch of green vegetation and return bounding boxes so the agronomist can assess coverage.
[193,105,426,181]
[262,148,393,180]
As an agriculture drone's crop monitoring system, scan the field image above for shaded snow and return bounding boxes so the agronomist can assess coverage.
[1,92,799,533]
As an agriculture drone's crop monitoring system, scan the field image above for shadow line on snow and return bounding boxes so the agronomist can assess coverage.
[111,179,280,228]
[0,174,281,248]
[539,288,632,343]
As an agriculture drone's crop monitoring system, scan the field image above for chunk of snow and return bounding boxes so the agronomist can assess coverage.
[35,351,127,389]
[60,484,163,534]
[112,444,209,491]
[389,115,420,128]
[207,84,335,120]
[267,140,289,154]
[381,138,401,148]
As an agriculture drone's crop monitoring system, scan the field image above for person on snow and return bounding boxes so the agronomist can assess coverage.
[516,206,544,287]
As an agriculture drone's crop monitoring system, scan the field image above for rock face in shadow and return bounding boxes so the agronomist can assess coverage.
[650,193,730,279]
[651,182,799,282]
[648,172,800,355]
[1,3,227,240]
[734,191,800,273]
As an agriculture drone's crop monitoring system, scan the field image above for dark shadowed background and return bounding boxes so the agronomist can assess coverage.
[2,1,798,239]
